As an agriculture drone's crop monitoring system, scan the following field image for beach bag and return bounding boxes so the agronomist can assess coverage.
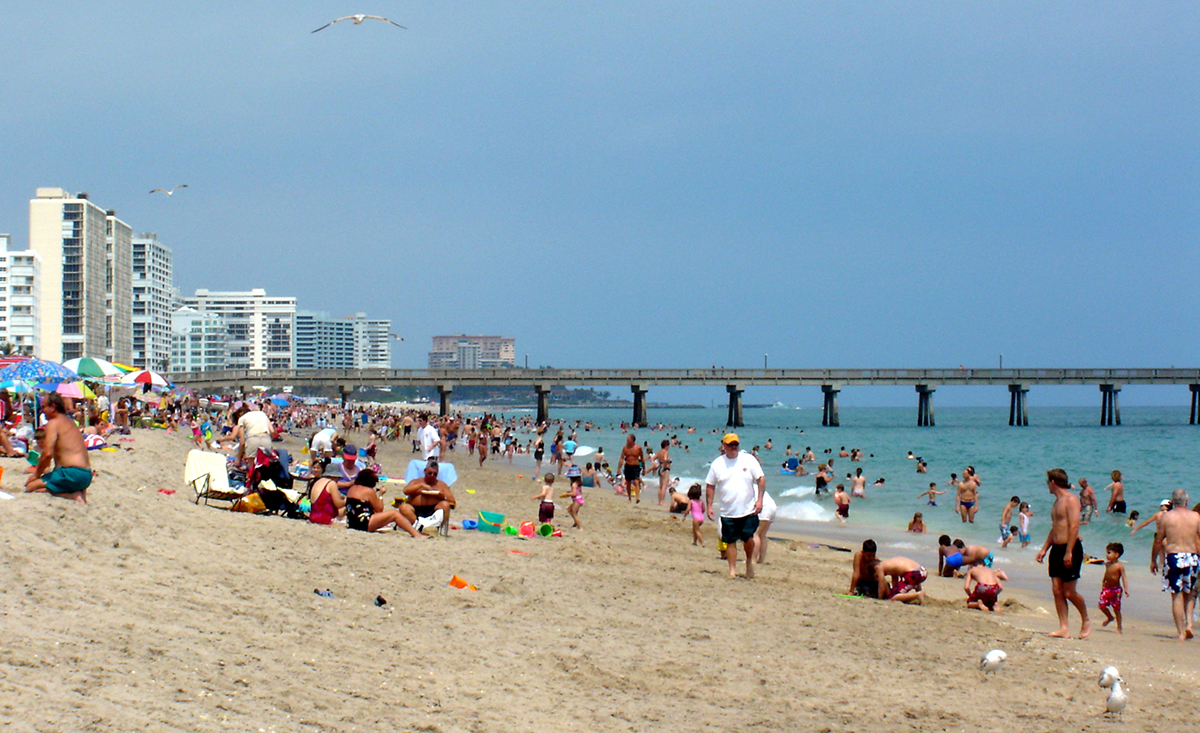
[230,493,267,514]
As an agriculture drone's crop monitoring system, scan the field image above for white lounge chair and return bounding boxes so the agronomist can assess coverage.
[186,449,247,507]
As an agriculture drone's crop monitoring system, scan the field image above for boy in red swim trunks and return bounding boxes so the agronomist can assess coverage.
[1098,541,1129,633]
[880,556,927,604]
[965,561,1009,612]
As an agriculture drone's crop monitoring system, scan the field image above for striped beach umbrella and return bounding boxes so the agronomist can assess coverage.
[62,357,125,379]
[119,369,171,388]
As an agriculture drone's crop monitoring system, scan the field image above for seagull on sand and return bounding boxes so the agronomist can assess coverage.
[1105,678,1128,719]
[311,14,406,33]
[1098,666,1120,689]
[149,185,188,197]
[979,649,1007,675]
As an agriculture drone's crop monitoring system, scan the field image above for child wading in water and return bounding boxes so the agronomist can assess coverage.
[1018,502,1033,549]
[688,483,705,546]
[532,473,556,524]
[1098,541,1129,633]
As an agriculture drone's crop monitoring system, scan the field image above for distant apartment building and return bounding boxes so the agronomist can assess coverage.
[132,233,174,370]
[178,288,295,369]
[0,234,40,355]
[104,211,133,365]
[28,188,110,361]
[296,311,392,369]
[428,334,515,369]
[169,306,227,373]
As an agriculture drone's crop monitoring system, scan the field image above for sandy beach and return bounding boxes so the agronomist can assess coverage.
[2,429,1197,732]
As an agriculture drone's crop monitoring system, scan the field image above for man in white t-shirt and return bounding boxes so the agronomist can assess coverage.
[418,414,442,460]
[705,433,766,579]
[237,403,274,463]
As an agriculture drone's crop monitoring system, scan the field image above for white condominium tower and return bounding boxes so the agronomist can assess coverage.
[0,234,40,356]
[132,233,174,370]
[28,188,110,362]
[105,210,133,365]
[178,288,296,370]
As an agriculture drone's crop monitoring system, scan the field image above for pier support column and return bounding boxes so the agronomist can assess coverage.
[242,384,256,400]
[1191,385,1200,425]
[340,385,354,408]
[916,384,936,427]
[438,384,453,417]
[821,384,841,427]
[726,384,744,427]
[1100,384,1122,426]
[630,384,648,427]
[534,384,552,425]
[1008,384,1029,426]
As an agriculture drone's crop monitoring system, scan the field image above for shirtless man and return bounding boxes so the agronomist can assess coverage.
[1078,477,1098,525]
[956,468,981,523]
[849,540,885,598]
[24,392,92,503]
[398,460,456,537]
[880,556,927,604]
[1105,470,1126,514]
[1151,489,1200,641]
[619,434,644,504]
[1036,468,1090,639]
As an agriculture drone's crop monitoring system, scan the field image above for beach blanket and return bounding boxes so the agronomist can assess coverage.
[84,434,108,450]
[404,460,458,486]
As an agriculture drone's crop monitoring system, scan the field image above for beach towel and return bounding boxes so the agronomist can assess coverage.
[84,434,107,450]
[404,460,458,486]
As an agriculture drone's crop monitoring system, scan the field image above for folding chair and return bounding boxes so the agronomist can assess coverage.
[186,449,247,507]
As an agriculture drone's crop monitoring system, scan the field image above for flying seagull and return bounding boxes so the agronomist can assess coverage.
[149,185,188,197]
[979,649,1006,675]
[312,14,406,33]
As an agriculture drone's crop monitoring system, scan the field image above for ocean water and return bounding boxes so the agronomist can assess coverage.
[490,405,1199,554]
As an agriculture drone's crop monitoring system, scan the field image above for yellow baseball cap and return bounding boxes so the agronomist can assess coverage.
[722,433,739,444]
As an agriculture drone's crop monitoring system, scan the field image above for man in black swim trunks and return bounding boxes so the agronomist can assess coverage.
[1036,468,1091,639]
[619,433,644,504]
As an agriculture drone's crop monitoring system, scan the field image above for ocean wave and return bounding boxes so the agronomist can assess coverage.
[885,541,925,550]
[778,484,816,499]
[775,500,834,522]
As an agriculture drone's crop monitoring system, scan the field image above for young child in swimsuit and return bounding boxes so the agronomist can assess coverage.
[532,473,556,524]
[964,562,1009,612]
[1098,541,1129,633]
[1018,502,1033,548]
[918,482,945,506]
[567,472,584,530]
[688,483,705,546]
[938,534,963,577]
[834,484,850,522]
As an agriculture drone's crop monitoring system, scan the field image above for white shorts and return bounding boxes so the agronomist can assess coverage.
[758,492,777,523]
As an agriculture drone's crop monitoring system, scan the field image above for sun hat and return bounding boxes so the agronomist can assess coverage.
[721,433,739,444]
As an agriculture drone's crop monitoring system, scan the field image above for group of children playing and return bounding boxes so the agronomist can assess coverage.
[531,466,585,530]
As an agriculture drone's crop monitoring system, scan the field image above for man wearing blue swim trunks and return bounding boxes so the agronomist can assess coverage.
[25,392,92,504]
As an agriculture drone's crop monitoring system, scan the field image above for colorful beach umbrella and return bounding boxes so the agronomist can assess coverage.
[110,362,137,374]
[41,381,97,400]
[0,358,78,385]
[62,357,125,379]
[0,379,34,393]
[120,369,170,387]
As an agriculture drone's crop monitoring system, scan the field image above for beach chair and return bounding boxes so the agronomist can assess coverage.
[186,449,247,507]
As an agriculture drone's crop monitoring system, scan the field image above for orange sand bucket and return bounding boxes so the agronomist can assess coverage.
[448,574,478,591]
[519,521,536,538]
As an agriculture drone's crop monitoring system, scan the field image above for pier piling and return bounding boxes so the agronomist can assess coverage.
[1008,384,1029,426]
[821,384,841,427]
[916,384,936,427]
[1191,385,1200,425]
[631,385,648,427]
[438,384,453,417]
[534,384,552,425]
[1100,384,1122,426]
[726,384,744,427]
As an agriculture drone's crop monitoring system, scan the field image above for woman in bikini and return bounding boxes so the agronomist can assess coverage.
[654,439,672,507]
[344,470,425,537]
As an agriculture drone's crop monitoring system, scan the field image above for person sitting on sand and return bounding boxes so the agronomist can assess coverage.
[306,462,345,526]
[958,541,996,568]
[399,460,456,537]
[964,562,1009,612]
[345,469,424,537]
[24,392,92,504]
[335,444,361,494]
[849,539,884,599]
[881,556,927,603]
[938,535,964,577]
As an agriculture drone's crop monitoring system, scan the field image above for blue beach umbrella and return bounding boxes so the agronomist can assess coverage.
[0,358,79,385]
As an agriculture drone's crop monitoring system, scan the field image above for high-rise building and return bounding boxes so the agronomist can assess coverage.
[428,334,515,369]
[29,188,110,361]
[0,234,40,355]
[352,313,391,368]
[295,311,392,369]
[132,233,174,370]
[170,306,227,373]
[178,289,295,369]
[105,211,133,365]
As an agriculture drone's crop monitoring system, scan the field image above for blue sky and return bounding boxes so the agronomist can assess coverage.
[0,2,1196,406]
